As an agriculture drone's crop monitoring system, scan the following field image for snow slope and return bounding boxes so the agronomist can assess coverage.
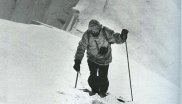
[0,19,79,104]
[71,0,181,86]
[0,19,179,104]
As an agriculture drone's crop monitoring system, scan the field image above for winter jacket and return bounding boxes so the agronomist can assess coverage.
[75,26,125,65]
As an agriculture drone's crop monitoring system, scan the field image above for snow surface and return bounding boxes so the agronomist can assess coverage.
[0,19,179,104]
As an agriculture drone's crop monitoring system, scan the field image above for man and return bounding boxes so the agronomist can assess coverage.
[73,19,128,98]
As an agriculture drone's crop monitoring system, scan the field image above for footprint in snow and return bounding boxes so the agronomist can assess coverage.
[92,100,105,104]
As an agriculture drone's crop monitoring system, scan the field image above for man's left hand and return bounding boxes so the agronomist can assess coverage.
[121,29,128,41]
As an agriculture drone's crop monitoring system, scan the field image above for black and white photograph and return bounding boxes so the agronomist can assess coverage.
[0,0,181,104]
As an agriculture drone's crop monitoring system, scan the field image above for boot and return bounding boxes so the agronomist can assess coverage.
[89,90,97,96]
[99,92,107,98]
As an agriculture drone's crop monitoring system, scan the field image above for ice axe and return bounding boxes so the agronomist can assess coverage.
[74,71,81,88]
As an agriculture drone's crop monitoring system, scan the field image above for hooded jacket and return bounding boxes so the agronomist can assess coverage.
[74,26,126,65]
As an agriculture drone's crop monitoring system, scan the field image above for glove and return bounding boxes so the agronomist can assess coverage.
[73,59,81,72]
[120,29,128,41]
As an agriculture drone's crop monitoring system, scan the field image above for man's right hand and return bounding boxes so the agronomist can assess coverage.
[73,59,81,72]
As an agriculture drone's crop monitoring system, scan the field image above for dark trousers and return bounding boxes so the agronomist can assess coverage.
[87,60,109,93]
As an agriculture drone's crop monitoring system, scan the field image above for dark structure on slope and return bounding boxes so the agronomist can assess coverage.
[0,0,79,29]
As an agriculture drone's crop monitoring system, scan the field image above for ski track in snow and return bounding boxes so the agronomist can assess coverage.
[56,89,133,104]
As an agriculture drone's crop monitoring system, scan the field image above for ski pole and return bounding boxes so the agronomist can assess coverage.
[125,41,134,101]
[74,72,79,88]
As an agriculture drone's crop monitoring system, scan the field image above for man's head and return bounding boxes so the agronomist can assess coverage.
[88,19,102,37]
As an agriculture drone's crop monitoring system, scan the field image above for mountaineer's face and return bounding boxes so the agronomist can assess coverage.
[90,26,101,37]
